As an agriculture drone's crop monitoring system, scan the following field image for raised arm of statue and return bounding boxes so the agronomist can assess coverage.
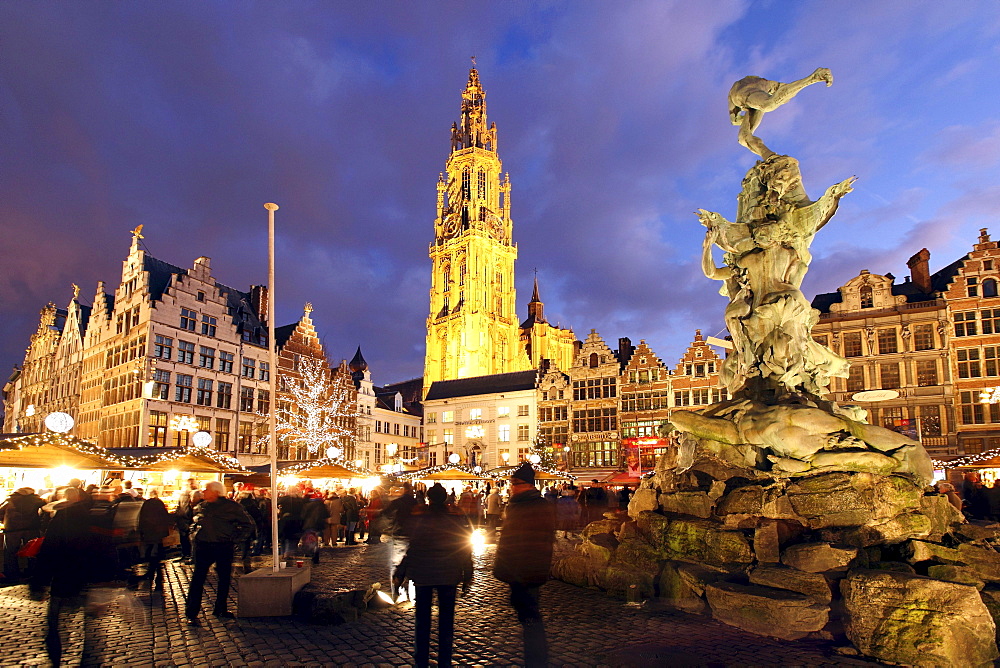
[728,68,833,159]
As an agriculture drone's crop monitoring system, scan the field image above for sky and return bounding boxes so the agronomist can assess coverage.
[3,1,1000,388]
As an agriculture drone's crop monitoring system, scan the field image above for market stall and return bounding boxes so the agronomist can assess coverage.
[276,456,376,492]
[109,445,251,509]
[0,432,127,494]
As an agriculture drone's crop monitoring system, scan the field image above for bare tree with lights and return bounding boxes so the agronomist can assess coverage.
[260,356,356,460]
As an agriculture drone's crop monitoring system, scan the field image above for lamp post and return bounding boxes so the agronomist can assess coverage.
[265,202,280,572]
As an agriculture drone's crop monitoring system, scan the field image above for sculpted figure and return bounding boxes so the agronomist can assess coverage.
[729,68,833,158]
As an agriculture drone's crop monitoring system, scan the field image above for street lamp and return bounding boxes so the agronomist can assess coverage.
[448,452,460,464]
[501,451,510,464]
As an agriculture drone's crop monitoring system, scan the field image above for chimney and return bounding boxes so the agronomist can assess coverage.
[906,248,932,295]
[250,285,269,325]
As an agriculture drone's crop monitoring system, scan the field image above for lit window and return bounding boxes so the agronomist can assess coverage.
[442,411,454,422]
[497,406,510,417]
[469,408,482,420]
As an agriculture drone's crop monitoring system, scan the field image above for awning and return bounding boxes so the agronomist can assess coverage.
[397,465,496,481]
[0,433,126,469]
[119,446,250,474]
[277,457,372,479]
[487,465,577,481]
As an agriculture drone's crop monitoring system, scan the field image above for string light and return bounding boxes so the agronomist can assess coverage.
[277,455,371,477]
[934,449,1000,469]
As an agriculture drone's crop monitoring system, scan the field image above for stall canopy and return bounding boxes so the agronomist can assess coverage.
[277,457,372,479]
[399,464,497,481]
[0,433,126,469]
[487,465,577,481]
[115,445,250,474]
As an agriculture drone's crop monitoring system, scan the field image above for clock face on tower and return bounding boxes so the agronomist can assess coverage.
[442,211,462,238]
[486,212,506,242]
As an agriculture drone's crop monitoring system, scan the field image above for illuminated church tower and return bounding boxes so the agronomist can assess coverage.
[424,67,529,391]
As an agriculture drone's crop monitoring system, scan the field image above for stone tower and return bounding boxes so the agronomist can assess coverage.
[424,68,528,392]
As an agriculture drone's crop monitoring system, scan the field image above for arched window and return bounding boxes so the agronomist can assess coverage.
[459,261,466,287]
[984,278,998,298]
[860,285,873,308]
[478,169,486,198]
[462,168,471,200]
[442,264,451,291]
[590,353,600,368]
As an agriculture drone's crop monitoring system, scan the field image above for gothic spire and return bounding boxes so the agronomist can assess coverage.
[452,67,496,152]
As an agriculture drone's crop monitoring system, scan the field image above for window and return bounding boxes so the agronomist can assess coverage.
[462,168,471,200]
[428,451,438,467]
[443,429,454,446]
[217,382,233,409]
[469,408,482,420]
[955,311,978,337]
[152,370,170,400]
[881,406,904,430]
[259,362,270,381]
[589,353,600,368]
[517,425,530,441]
[813,334,829,347]
[196,291,205,302]
[846,365,865,392]
[442,411,454,422]
[498,425,510,442]
[180,308,197,331]
[426,412,437,424]
[919,405,942,436]
[860,286,873,308]
[983,308,1000,334]
[960,390,986,425]
[153,335,173,360]
[477,169,486,198]
[877,328,897,354]
[985,279,999,298]
[674,390,690,407]
[879,363,900,389]
[968,277,979,297]
[242,357,256,378]
[238,422,254,454]
[148,411,167,447]
[175,374,193,403]
[195,378,213,406]
[240,387,255,412]
[572,407,617,432]
[199,346,215,369]
[916,360,938,386]
[497,406,510,418]
[257,389,270,413]
[958,348,982,379]
[201,315,217,337]
[913,324,934,351]
[178,340,195,364]
[842,332,863,357]
[214,418,230,451]
[572,377,617,400]
[426,429,436,444]
[987,346,1000,376]
[517,405,529,417]
[219,351,234,373]
[571,440,619,468]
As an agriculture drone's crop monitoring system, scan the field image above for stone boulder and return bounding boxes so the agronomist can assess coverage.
[551,554,597,588]
[905,540,963,565]
[578,533,617,567]
[781,542,858,573]
[705,582,829,641]
[852,512,932,546]
[635,512,753,567]
[956,544,1000,583]
[784,472,923,529]
[658,490,714,518]
[628,488,659,517]
[927,564,986,590]
[920,494,965,540]
[841,569,998,666]
[748,564,833,604]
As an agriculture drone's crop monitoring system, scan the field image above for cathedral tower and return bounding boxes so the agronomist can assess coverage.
[424,68,529,392]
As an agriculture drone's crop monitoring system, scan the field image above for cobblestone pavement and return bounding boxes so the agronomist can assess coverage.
[0,537,879,667]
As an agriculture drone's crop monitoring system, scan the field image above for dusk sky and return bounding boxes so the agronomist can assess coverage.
[3,2,1000,388]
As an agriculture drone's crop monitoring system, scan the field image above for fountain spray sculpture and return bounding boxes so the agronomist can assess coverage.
[553,70,1000,666]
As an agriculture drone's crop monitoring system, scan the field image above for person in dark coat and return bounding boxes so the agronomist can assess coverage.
[277,487,306,558]
[384,482,418,537]
[341,488,360,545]
[138,489,173,590]
[396,483,472,668]
[1,486,45,583]
[300,494,329,564]
[174,478,200,562]
[30,487,103,666]
[493,463,556,668]
[184,481,253,625]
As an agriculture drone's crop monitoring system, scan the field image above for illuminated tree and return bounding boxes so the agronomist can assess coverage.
[261,356,356,459]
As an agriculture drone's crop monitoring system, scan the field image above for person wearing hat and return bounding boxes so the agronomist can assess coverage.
[493,462,556,667]
[395,482,472,667]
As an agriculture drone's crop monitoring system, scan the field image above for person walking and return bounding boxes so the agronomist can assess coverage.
[138,489,173,590]
[396,483,472,668]
[365,487,385,544]
[324,490,344,546]
[0,486,45,584]
[384,482,418,537]
[493,463,556,668]
[184,481,253,625]
[485,486,504,543]
[174,478,200,563]
[277,487,305,558]
[300,493,329,564]
[341,488,360,545]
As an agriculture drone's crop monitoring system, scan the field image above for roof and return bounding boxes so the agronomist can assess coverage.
[425,369,538,401]
[143,255,187,302]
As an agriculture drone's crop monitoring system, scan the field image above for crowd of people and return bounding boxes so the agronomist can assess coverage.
[0,471,635,667]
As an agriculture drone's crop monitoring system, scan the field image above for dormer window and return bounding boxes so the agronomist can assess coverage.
[196,291,205,302]
[985,278,998,298]
[589,353,599,368]
[860,286,874,308]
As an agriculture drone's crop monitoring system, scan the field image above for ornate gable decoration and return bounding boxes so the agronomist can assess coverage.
[830,270,904,313]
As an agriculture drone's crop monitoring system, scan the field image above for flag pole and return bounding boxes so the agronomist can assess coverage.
[265,202,280,572]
